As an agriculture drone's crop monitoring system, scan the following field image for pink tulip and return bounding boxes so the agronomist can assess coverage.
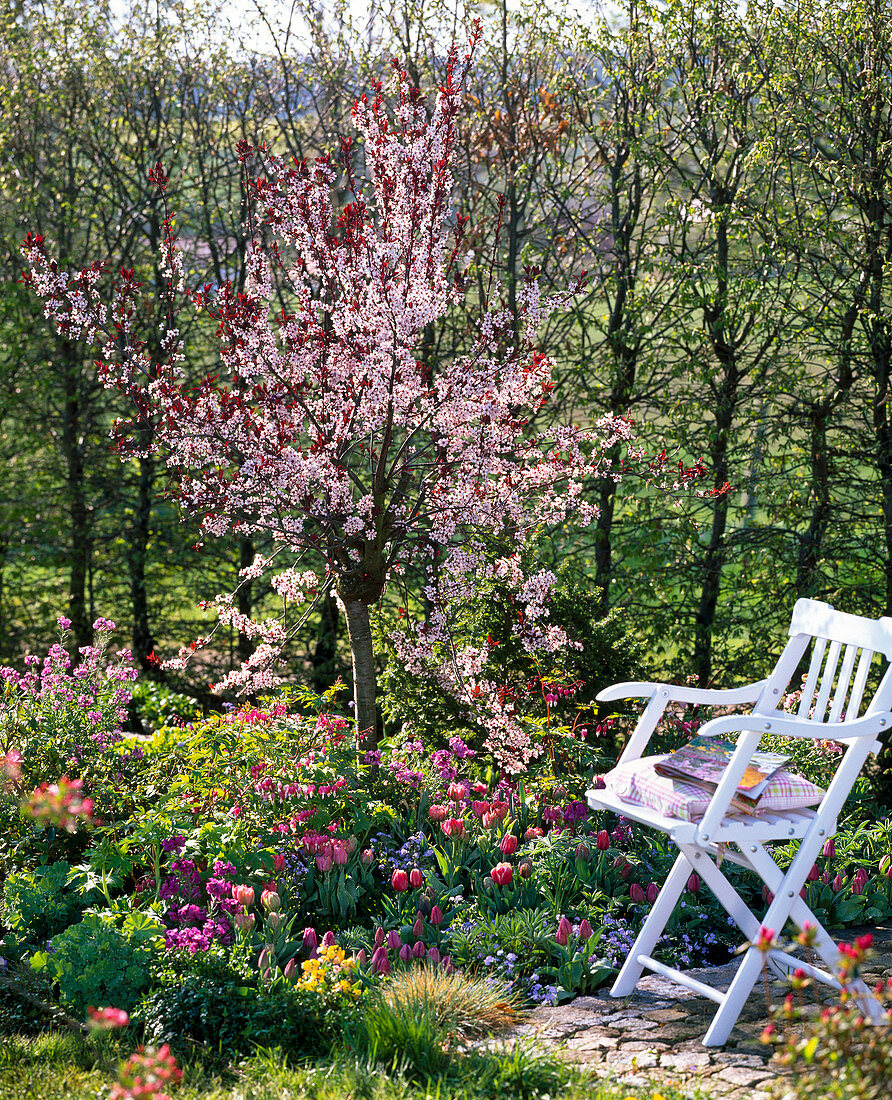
[373,926,385,947]
[371,946,391,975]
[447,782,465,802]
[302,927,318,952]
[807,863,820,882]
[361,849,374,865]
[761,884,775,904]
[233,911,255,932]
[261,889,281,911]
[283,958,296,979]
[409,868,424,888]
[321,931,335,947]
[852,868,869,895]
[578,918,593,940]
[630,883,647,904]
[391,869,409,892]
[332,844,348,866]
[430,905,444,926]
[822,838,836,859]
[482,811,498,828]
[491,862,513,887]
[524,826,543,841]
[555,916,572,945]
[595,829,610,851]
[500,833,518,856]
[471,800,489,817]
[428,804,447,822]
[356,948,367,965]
[442,818,466,840]
[232,884,255,908]
[316,853,332,873]
[686,873,701,894]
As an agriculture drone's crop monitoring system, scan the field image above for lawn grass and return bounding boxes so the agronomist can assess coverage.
[0,1030,703,1100]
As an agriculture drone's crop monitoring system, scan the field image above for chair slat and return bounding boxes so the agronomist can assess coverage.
[828,644,858,723]
[798,637,827,718]
[813,640,841,723]
[847,648,874,720]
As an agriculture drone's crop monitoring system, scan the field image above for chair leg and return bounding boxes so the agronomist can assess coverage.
[702,945,767,1047]
[611,850,690,998]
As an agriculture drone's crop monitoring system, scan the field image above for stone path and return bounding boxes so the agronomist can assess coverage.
[502,925,892,1099]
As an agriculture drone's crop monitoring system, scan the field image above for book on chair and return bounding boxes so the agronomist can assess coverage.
[654,734,790,807]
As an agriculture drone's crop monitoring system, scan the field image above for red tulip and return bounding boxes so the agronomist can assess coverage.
[686,873,701,894]
[409,868,424,888]
[630,883,647,904]
[596,829,610,851]
[491,862,514,887]
[500,834,518,856]
[391,869,409,892]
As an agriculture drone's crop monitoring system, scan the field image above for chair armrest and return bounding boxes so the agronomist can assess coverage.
[696,710,892,742]
[596,680,770,706]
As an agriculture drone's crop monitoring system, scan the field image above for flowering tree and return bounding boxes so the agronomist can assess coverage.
[22,23,704,757]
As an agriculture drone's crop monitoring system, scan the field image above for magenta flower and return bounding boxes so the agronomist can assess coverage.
[391,869,409,892]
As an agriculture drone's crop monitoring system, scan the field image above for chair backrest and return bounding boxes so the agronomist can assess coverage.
[754,599,892,733]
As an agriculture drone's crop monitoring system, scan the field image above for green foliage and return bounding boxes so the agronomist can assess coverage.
[29,912,161,1017]
[138,948,359,1058]
[1,861,86,947]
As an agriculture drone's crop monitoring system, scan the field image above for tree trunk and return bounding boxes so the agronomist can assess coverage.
[310,590,340,692]
[341,597,377,753]
[128,452,158,673]
[237,535,255,663]
[60,342,92,650]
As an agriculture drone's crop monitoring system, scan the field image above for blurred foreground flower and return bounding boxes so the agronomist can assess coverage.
[22,775,94,832]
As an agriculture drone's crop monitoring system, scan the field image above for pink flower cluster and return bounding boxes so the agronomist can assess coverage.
[22,775,94,832]
[109,1044,182,1100]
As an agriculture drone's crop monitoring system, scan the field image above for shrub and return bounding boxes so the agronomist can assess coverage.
[1,861,87,947]
[138,948,359,1058]
[29,913,161,1017]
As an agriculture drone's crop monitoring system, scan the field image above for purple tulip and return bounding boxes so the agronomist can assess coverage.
[387,930,402,951]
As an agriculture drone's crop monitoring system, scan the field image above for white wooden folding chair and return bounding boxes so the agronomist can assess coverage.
[587,598,892,1046]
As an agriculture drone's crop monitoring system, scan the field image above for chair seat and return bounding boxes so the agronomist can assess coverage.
[587,786,825,844]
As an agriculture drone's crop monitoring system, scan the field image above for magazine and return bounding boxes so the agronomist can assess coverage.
[654,735,790,807]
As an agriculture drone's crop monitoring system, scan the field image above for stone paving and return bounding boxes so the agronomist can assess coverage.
[499,925,892,1099]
